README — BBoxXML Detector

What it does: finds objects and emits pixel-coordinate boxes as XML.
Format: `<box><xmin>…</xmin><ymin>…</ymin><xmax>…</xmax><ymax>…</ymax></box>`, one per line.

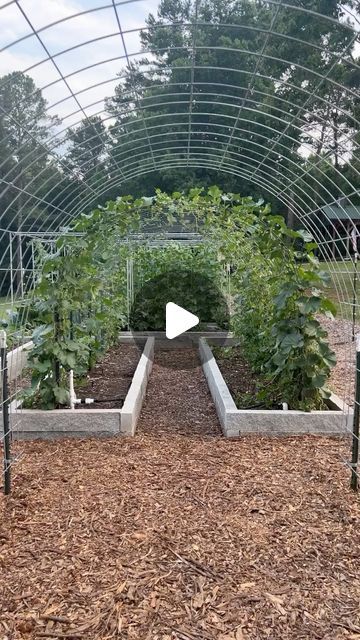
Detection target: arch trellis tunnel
<box><xmin>0</xmin><ymin>0</ymin><xmax>359</xmax><ymax>492</ymax></box>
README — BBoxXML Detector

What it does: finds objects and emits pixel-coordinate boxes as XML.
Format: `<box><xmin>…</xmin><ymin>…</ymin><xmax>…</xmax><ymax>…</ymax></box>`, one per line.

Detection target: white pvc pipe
<box><xmin>69</xmin><ymin>369</ymin><xmax>75</xmax><ymax>410</ymax></box>
<box><xmin>356</xmin><ymin>334</ymin><xmax>360</xmax><ymax>353</ymax></box>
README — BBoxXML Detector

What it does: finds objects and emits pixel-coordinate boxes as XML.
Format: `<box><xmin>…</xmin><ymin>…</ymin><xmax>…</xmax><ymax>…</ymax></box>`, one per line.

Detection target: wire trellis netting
<box><xmin>0</xmin><ymin>0</ymin><xmax>359</xmax><ymax>493</ymax></box>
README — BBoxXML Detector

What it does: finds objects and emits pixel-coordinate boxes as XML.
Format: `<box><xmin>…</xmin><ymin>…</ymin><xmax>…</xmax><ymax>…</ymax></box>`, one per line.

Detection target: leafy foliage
<box><xmin>130</xmin><ymin>243</ymin><xmax>228</xmax><ymax>330</ymax></box>
<box><xmin>209</xmin><ymin>200</ymin><xmax>338</xmax><ymax>410</ymax></box>
<box><xmin>149</xmin><ymin>188</ymin><xmax>337</xmax><ymax>410</ymax></box>
<box><xmin>24</xmin><ymin>187</ymin><xmax>336</xmax><ymax>410</ymax></box>
<box><xmin>24</xmin><ymin>198</ymin><xmax>139</xmax><ymax>408</ymax></box>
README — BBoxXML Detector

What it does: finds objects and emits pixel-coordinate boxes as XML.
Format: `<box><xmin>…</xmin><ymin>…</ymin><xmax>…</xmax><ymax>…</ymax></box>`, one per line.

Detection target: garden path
<box><xmin>138</xmin><ymin>347</ymin><xmax>220</xmax><ymax>437</ymax></box>
<box><xmin>1</xmin><ymin>348</ymin><xmax>360</xmax><ymax>639</ymax></box>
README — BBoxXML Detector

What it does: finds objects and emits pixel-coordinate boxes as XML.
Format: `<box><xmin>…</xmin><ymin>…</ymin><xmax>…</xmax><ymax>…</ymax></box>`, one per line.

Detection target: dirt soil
<box><xmin>74</xmin><ymin>343</ymin><xmax>141</xmax><ymax>409</ymax></box>
<box><xmin>0</xmin><ymin>348</ymin><xmax>360</xmax><ymax>640</ymax></box>
<box><xmin>213</xmin><ymin>349</ymin><xmax>282</xmax><ymax>410</ymax></box>
<box><xmin>213</xmin><ymin>348</ymin><xmax>259</xmax><ymax>409</ymax></box>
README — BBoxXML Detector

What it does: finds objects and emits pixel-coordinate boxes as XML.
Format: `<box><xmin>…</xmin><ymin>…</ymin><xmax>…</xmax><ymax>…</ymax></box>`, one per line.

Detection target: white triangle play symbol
<box><xmin>166</xmin><ymin>302</ymin><xmax>199</xmax><ymax>340</ymax></box>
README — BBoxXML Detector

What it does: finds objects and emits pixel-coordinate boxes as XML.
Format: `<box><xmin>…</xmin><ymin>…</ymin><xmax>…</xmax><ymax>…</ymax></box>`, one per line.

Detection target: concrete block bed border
<box><xmin>199</xmin><ymin>338</ymin><xmax>353</xmax><ymax>437</ymax></box>
<box><xmin>118</xmin><ymin>330</ymin><xmax>236</xmax><ymax>349</ymax></box>
<box><xmin>5</xmin><ymin>338</ymin><xmax>154</xmax><ymax>440</ymax></box>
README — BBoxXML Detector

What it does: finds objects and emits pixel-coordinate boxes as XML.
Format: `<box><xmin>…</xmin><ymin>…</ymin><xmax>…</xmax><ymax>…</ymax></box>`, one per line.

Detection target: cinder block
<box><xmin>120</xmin><ymin>337</ymin><xmax>154</xmax><ymax>435</ymax></box>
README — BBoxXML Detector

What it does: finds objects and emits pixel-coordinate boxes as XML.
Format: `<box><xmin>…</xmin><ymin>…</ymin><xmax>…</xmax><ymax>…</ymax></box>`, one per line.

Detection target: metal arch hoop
<box><xmin>0</xmin><ymin>11</ymin><xmax>358</xmax><ymax>356</ymax></box>
<box><xmin>0</xmin><ymin>0</ymin><xmax>359</xmax><ymax>496</ymax></box>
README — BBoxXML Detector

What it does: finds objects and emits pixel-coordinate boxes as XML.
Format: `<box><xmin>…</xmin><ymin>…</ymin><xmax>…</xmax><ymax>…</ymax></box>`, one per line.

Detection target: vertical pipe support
<box><xmin>0</xmin><ymin>330</ymin><xmax>11</xmax><ymax>495</ymax></box>
<box><xmin>19</xmin><ymin>232</ymin><xmax>24</xmax><ymax>299</ymax></box>
<box><xmin>9</xmin><ymin>232</ymin><xmax>14</xmax><ymax>307</ymax></box>
<box><xmin>351</xmin><ymin>334</ymin><xmax>360</xmax><ymax>491</ymax></box>
<box><xmin>126</xmin><ymin>255</ymin><xmax>131</xmax><ymax>331</ymax></box>
<box><xmin>31</xmin><ymin>240</ymin><xmax>36</xmax><ymax>290</ymax></box>
<box><xmin>352</xmin><ymin>253</ymin><xmax>358</xmax><ymax>342</ymax></box>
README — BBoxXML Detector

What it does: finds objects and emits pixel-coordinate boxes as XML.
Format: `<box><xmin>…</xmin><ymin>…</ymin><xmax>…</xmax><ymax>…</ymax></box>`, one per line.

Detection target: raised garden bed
<box><xmin>118</xmin><ymin>329</ymin><xmax>232</xmax><ymax>349</ymax></box>
<box><xmin>199</xmin><ymin>338</ymin><xmax>353</xmax><ymax>437</ymax></box>
<box><xmin>2</xmin><ymin>338</ymin><xmax>154</xmax><ymax>440</ymax></box>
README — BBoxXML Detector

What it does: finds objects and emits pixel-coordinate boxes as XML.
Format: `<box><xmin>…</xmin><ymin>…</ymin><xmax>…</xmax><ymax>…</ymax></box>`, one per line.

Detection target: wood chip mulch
<box><xmin>0</xmin><ymin>349</ymin><xmax>359</xmax><ymax>640</ymax></box>
<box><xmin>321</xmin><ymin>317</ymin><xmax>357</xmax><ymax>407</ymax></box>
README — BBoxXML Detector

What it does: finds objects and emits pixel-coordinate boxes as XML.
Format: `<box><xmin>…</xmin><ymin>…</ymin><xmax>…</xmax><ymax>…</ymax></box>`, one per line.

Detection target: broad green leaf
<box><xmin>32</xmin><ymin>324</ymin><xmax>53</xmax><ymax>344</ymax></box>
<box><xmin>311</xmin><ymin>374</ymin><xmax>327</xmax><ymax>388</ymax></box>
<box><xmin>280</xmin><ymin>333</ymin><xmax>304</xmax><ymax>349</ymax></box>
<box><xmin>296</xmin><ymin>296</ymin><xmax>322</xmax><ymax>315</ymax></box>
<box><xmin>54</xmin><ymin>386</ymin><xmax>70</xmax><ymax>405</ymax></box>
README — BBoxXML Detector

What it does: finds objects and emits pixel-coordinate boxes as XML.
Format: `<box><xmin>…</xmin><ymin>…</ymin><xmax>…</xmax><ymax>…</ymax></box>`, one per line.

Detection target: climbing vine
<box><xmin>23</xmin><ymin>187</ymin><xmax>336</xmax><ymax>410</ymax></box>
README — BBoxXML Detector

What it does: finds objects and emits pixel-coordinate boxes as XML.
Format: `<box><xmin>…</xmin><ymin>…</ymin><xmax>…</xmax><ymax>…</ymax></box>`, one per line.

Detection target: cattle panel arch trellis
<box><xmin>0</xmin><ymin>0</ymin><xmax>359</xmax><ymax>492</ymax></box>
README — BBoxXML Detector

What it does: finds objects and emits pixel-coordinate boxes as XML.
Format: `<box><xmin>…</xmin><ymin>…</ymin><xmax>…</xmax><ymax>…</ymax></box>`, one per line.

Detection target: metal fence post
<box><xmin>352</xmin><ymin>253</ymin><xmax>358</xmax><ymax>342</ymax></box>
<box><xmin>0</xmin><ymin>330</ymin><xmax>11</xmax><ymax>495</ymax></box>
<box><xmin>9</xmin><ymin>232</ymin><xmax>14</xmax><ymax>307</ymax></box>
<box><xmin>351</xmin><ymin>335</ymin><xmax>360</xmax><ymax>491</ymax></box>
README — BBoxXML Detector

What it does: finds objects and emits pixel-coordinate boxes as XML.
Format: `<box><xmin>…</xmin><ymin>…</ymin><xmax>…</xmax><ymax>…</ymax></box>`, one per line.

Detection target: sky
<box><xmin>0</xmin><ymin>0</ymin><xmax>160</xmax><ymax>130</ymax></box>
<box><xmin>0</xmin><ymin>0</ymin><xmax>358</xmax><ymax>147</ymax></box>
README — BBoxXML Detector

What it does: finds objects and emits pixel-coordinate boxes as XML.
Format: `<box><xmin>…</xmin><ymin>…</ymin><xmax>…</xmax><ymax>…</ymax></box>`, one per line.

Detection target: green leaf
<box><xmin>54</xmin><ymin>386</ymin><xmax>70</xmax><ymax>405</ymax></box>
<box><xmin>32</xmin><ymin>324</ymin><xmax>53</xmax><ymax>344</ymax></box>
<box><xmin>297</xmin><ymin>229</ymin><xmax>314</xmax><ymax>243</ymax></box>
<box><xmin>33</xmin><ymin>360</ymin><xmax>52</xmax><ymax>373</ymax></box>
<box><xmin>305</xmin><ymin>242</ymin><xmax>318</xmax><ymax>252</ymax></box>
<box><xmin>274</xmin><ymin>286</ymin><xmax>296</xmax><ymax>309</ymax></box>
<box><xmin>64</xmin><ymin>339</ymin><xmax>81</xmax><ymax>351</ymax></box>
<box><xmin>296</xmin><ymin>296</ymin><xmax>322</xmax><ymax>315</ymax></box>
<box><xmin>280</xmin><ymin>333</ymin><xmax>304</xmax><ymax>349</ymax></box>
<box><xmin>208</xmin><ymin>185</ymin><xmax>222</xmax><ymax>201</ymax></box>
<box><xmin>320</xmin><ymin>298</ymin><xmax>337</xmax><ymax>317</ymax></box>
<box><xmin>303</xmin><ymin>320</ymin><xmax>321</xmax><ymax>337</ymax></box>
<box><xmin>272</xmin><ymin>352</ymin><xmax>287</xmax><ymax>367</ymax></box>
<box><xmin>311</xmin><ymin>374</ymin><xmax>327</xmax><ymax>388</ymax></box>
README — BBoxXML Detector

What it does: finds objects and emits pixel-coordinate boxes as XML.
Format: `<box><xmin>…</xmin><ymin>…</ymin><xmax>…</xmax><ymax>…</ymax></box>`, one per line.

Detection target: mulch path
<box><xmin>0</xmin><ymin>349</ymin><xmax>360</xmax><ymax>639</ymax></box>
<box><xmin>138</xmin><ymin>348</ymin><xmax>220</xmax><ymax>438</ymax></box>
<box><xmin>74</xmin><ymin>344</ymin><xmax>141</xmax><ymax>409</ymax></box>
<box><xmin>321</xmin><ymin>317</ymin><xmax>357</xmax><ymax>407</ymax></box>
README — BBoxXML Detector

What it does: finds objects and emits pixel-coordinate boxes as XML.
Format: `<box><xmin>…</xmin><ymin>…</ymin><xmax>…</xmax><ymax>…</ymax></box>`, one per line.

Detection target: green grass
<box><xmin>321</xmin><ymin>259</ymin><xmax>360</xmax><ymax>322</ymax></box>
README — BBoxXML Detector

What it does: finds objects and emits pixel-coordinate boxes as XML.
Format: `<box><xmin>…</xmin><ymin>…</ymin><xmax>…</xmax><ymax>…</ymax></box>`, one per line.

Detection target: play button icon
<box><xmin>166</xmin><ymin>302</ymin><xmax>199</xmax><ymax>339</ymax></box>
<box><xmin>128</xmin><ymin>267</ymin><xmax>231</xmax><ymax>369</ymax></box>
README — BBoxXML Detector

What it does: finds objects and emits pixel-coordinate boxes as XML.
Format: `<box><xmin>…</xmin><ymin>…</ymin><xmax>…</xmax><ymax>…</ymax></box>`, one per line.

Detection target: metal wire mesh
<box><xmin>0</xmin><ymin>0</ymin><xmax>359</xmax><ymax>491</ymax></box>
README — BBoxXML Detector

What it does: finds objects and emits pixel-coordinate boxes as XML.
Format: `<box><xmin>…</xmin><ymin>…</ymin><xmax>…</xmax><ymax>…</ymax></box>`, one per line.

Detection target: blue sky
<box><xmin>0</xmin><ymin>0</ymin><xmax>160</xmax><ymax>128</ymax></box>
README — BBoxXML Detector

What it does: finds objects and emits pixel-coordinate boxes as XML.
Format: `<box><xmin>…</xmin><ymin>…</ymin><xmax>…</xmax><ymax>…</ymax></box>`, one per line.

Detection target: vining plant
<box><xmin>21</xmin><ymin>187</ymin><xmax>336</xmax><ymax>410</ymax></box>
